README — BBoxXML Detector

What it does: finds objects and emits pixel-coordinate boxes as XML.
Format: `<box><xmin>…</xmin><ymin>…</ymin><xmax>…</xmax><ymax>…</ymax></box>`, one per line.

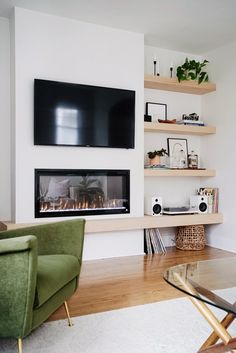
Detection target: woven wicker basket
<box><xmin>175</xmin><ymin>224</ymin><xmax>206</xmax><ymax>250</ymax></box>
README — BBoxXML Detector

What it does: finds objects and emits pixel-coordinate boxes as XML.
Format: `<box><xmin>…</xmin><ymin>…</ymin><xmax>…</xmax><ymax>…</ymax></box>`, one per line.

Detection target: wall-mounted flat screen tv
<box><xmin>34</xmin><ymin>79</ymin><xmax>135</xmax><ymax>148</ymax></box>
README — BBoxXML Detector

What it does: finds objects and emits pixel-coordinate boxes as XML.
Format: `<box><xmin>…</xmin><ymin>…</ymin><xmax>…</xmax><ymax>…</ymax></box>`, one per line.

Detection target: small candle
<box><xmin>170</xmin><ymin>62</ymin><xmax>174</xmax><ymax>78</ymax></box>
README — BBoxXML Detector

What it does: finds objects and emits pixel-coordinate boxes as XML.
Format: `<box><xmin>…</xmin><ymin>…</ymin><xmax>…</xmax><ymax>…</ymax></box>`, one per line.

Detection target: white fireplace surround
<box><xmin>8</xmin><ymin>8</ymin><xmax>144</xmax><ymax>259</ymax></box>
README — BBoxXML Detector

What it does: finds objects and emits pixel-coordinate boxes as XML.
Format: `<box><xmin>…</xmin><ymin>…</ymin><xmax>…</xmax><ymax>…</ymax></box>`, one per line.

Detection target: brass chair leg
<box><xmin>17</xmin><ymin>338</ymin><xmax>23</xmax><ymax>353</ymax></box>
<box><xmin>64</xmin><ymin>301</ymin><xmax>73</xmax><ymax>327</ymax></box>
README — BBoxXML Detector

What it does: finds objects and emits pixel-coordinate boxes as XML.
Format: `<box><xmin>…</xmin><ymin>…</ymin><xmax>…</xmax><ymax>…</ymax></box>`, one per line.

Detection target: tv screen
<box><xmin>34</xmin><ymin>79</ymin><xmax>135</xmax><ymax>148</ymax></box>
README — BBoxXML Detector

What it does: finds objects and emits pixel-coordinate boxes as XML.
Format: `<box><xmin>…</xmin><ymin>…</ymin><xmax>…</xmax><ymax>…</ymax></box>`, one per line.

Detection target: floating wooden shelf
<box><xmin>144</xmin><ymin>122</ymin><xmax>216</xmax><ymax>135</ymax></box>
<box><xmin>144</xmin><ymin>75</ymin><xmax>216</xmax><ymax>95</ymax></box>
<box><xmin>142</xmin><ymin>214</ymin><xmax>223</xmax><ymax>230</ymax></box>
<box><xmin>0</xmin><ymin>213</ymin><xmax>223</xmax><ymax>233</ymax></box>
<box><xmin>86</xmin><ymin>214</ymin><xmax>223</xmax><ymax>232</ymax></box>
<box><xmin>144</xmin><ymin>169</ymin><xmax>216</xmax><ymax>177</ymax></box>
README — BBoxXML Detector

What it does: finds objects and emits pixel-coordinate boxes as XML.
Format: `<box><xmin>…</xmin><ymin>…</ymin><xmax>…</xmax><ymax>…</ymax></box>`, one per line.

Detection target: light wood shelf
<box><xmin>144</xmin><ymin>122</ymin><xmax>216</xmax><ymax>135</ymax></box>
<box><xmin>86</xmin><ymin>214</ymin><xmax>223</xmax><ymax>232</ymax></box>
<box><xmin>144</xmin><ymin>169</ymin><xmax>216</xmax><ymax>177</ymax></box>
<box><xmin>142</xmin><ymin>214</ymin><xmax>223</xmax><ymax>230</ymax></box>
<box><xmin>144</xmin><ymin>75</ymin><xmax>216</xmax><ymax>95</ymax></box>
<box><xmin>0</xmin><ymin>213</ymin><xmax>223</xmax><ymax>233</ymax></box>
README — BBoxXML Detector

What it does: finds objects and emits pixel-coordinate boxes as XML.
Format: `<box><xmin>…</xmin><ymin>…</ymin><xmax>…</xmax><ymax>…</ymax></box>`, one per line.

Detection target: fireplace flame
<box><xmin>40</xmin><ymin>197</ymin><xmax>126</xmax><ymax>213</ymax></box>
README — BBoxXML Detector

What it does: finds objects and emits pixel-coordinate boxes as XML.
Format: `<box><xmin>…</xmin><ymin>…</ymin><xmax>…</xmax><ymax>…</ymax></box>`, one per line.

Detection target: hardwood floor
<box><xmin>49</xmin><ymin>246</ymin><xmax>236</xmax><ymax>321</ymax></box>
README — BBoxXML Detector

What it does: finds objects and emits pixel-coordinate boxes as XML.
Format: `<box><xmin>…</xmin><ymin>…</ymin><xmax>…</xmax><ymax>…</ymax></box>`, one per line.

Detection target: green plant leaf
<box><xmin>198</xmin><ymin>71</ymin><xmax>209</xmax><ymax>84</ymax></box>
<box><xmin>189</xmin><ymin>72</ymin><xmax>196</xmax><ymax>80</ymax></box>
<box><xmin>176</xmin><ymin>58</ymin><xmax>209</xmax><ymax>83</ymax></box>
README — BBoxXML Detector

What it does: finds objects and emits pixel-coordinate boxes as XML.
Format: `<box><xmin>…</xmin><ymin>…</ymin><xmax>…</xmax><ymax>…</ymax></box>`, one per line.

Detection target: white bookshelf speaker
<box><xmin>144</xmin><ymin>196</ymin><xmax>163</xmax><ymax>216</ymax></box>
<box><xmin>190</xmin><ymin>195</ymin><xmax>208</xmax><ymax>214</ymax></box>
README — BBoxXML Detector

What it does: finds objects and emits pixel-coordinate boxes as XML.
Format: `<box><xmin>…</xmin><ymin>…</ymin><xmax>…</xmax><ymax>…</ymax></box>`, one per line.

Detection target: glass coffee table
<box><xmin>164</xmin><ymin>257</ymin><xmax>236</xmax><ymax>353</ymax></box>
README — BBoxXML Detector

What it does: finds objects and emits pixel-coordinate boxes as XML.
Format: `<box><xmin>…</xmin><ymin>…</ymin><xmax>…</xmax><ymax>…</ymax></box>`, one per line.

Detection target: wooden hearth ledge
<box><xmin>0</xmin><ymin>214</ymin><xmax>223</xmax><ymax>234</ymax></box>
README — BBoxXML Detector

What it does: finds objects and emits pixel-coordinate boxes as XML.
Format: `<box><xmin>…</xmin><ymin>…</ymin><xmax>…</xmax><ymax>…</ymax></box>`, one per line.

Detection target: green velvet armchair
<box><xmin>0</xmin><ymin>219</ymin><xmax>85</xmax><ymax>353</ymax></box>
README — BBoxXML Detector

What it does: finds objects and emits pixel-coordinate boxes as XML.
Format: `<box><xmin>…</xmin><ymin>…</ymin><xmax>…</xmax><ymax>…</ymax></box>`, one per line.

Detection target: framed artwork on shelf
<box><xmin>167</xmin><ymin>138</ymin><xmax>188</xmax><ymax>169</ymax></box>
<box><xmin>145</xmin><ymin>102</ymin><xmax>167</xmax><ymax>122</ymax></box>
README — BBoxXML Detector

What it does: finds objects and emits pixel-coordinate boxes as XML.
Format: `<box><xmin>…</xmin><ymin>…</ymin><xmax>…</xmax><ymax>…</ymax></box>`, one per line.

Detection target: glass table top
<box><xmin>163</xmin><ymin>257</ymin><xmax>236</xmax><ymax>314</ymax></box>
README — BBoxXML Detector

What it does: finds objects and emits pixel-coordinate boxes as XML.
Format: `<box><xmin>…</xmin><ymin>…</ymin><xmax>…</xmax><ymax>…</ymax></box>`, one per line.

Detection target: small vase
<box><xmin>149</xmin><ymin>156</ymin><xmax>160</xmax><ymax>165</ymax></box>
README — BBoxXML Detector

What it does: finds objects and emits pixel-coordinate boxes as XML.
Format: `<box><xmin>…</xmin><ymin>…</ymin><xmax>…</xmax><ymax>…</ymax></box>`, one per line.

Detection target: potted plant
<box><xmin>147</xmin><ymin>148</ymin><xmax>168</xmax><ymax>165</ymax></box>
<box><xmin>176</xmin><ymin>58</ymin><xmax>209</xmax><ymax>84</ymax></box>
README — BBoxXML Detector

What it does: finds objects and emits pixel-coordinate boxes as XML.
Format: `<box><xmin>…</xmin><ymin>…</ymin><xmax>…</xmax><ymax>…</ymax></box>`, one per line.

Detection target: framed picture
<box><xmin>145</xmin><ymin>102</ymin><xmax>167</xmax><ymax>122</ymax></box>
<box><xmin>167</xmin><ymin>138</ymin><xmax>188</xmax><ymax>168</ymax></box>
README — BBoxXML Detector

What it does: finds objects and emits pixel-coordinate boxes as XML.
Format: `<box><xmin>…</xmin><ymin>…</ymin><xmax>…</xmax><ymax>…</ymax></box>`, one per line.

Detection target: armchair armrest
<box><xmin>0</xmin><ymin>235</ymin><xmax>38</xmax><ymax>338</ymax></box>
<box><xmin>0</xmin><ymin>235</ymin><xmax>36</xmax><ymax>254</ymax></box>
<box><xmin>0</xmin><ymin>219</ymin><xmax>85</xmax><ymax>259</ymax></box>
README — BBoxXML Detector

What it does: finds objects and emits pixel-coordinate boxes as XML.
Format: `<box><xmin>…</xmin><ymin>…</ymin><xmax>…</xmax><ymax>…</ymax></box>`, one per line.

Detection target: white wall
<box><xmin>11</xmin><ymin>7</ymin><xmax>144</xmax><ymax>259</ymax></box>
<box><xmin>0</xmin><ymin>17</ymin><xmax>11</xmax><ymax>220</ymax></box>
<box><xmin>202</xmin><ymin>41</ymin><xmax>236</xmax><ymax>251</ymax></box>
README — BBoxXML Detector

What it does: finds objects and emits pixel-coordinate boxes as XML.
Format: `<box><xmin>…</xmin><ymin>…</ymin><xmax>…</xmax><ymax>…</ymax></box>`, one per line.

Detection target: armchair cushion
<box><xmin>34</xmin><ymin>254</ymin><xmax>79</xmax><ymax>309</ymax></box>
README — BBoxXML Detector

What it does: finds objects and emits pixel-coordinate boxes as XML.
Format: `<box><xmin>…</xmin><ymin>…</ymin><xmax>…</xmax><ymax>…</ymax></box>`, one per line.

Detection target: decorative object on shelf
<box><xmin>176</xmin><ymin>58</ymin><xmax>209</xmax><ymax>84</ymax></box>
<box><xmin>170</xmin><ymin>62</ymin><xmax>173</xmax><ymax>78</ymax></box>
<box><xmin>158</xmin><ymin>119</ymin><xmax>176</xmax><ymax>124</ymax></box>
<box><xmin>177</xmin><ymin>112</ymin><xmax>204</xmax><ymax>126</ymax></box>
<box><xmin>145</xmin><ymin>102</ymin><xmax>167</xmax><ymax>122</ymax></box>
<box><xmin>153</xmin><ymin>55</ymin><xmax>160</xmax><ymax>76</ymax></box>
<box><xmin>167</xmin><ymin>138</ymin><xmax>188</xmax><ymax>169</ymax></box>
<box><xmin>183</xmin><ymin>112</ymin><xmax>199</xmax><ymax>121</ymax></box>
<box><xmin>175</xmin><ymin>224</ymin><xmax>206</xmax><ymax>250</ymax></box>
<box><xmin>144</xmin><ymin>114</ymin><xmax>152</xmax><ymax>122</ymax></box>
<box><xmin>147</xmin><ymin>148</ymin><xmax>168</xmax><ymax>166</ymax></box>
<box><xmin>153</xmin><ymin>55</ymin><xmax>157</xmax><ymax>76</ymax></box>
<box><xmin>188</xmin><ymin>150</ymin><xmax>198</xmax><ymax>169</ymax></box>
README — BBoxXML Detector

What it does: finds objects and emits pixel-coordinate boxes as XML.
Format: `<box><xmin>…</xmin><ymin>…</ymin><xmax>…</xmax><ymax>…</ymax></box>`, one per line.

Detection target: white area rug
<box><xmin>1</xmin><ymin>288</ymin><xmax>236</xmax><ymax>353</ymax></box>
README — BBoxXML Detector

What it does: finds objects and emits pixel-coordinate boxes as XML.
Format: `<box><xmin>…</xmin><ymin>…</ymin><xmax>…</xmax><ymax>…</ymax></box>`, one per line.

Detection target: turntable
<box><xmin>163</xmin><ymin>206</ymin><xmax>198</xmax><ymax>215</ymax></box>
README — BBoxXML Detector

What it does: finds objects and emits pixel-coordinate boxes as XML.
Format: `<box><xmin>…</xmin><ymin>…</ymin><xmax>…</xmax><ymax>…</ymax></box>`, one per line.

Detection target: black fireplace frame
<box><xmin>35</xmin><ymin>169</ymin><xmax>130</xmax><ymax>218</ymax></box>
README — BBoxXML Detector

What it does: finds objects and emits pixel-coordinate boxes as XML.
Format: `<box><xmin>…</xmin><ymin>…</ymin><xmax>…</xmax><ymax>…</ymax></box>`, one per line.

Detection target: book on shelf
<box><xmin>198</xmin><ymin>187</ymin><xmax>219</xmax><ymax>213</ymax></box>
<box><xmin>177</xmin><ymin>120</ymin><xmax>205</xmax><ymax>126</ymax></box>
<box><xmin>144</xmin><ymin>228</ymin><xmax>166</xmax><ymax>255</ymax></box>
<box><xmin>155</xmin><ymin>228</ymin><xmax>167</xmax><ymax>254</ymax></box>
<box><xmin>144</xmin><ymin>229</ymin><xmax>152</xmax><ymax>254</ymax></box>
<box><xmin>144</xmin><ymin>165</ymin><xmax>168</xmax><ymax>169</ymax></box>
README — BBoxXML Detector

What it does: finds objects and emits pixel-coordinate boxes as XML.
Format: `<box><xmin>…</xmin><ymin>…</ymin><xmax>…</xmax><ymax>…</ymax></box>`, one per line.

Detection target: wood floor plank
<box><xmin>49</xmin><ymin>246</ymin><xmax>235</xmax><ymax>321</ymax></box>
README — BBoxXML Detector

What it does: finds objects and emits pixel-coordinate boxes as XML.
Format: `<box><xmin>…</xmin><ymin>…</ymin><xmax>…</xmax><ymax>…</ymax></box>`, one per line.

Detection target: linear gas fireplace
<box><xmin>35</xmin><ymin>169</ymin><xmax>130</xmax><ymax>218</ymax></box>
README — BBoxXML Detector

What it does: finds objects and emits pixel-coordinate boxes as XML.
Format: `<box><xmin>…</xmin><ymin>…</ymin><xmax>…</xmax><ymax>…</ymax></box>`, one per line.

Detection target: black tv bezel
<box><xmin>34</xmin><ymin>79</ymin><xmax>135</xmax><ymax>149</ymax></box>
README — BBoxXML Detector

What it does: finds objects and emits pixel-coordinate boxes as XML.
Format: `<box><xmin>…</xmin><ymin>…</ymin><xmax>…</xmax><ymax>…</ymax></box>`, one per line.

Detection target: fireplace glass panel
<box><xmin>35</xmin><ymin>169</ymin><xmax>130</xmax><ymax>218</ymax></box>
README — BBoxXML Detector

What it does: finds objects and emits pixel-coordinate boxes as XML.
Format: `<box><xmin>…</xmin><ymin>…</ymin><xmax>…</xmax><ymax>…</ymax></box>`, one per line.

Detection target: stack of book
<box><xmin>198</xmin><ymin>187</ymin><xmax>219</xmax><ymax>213</ymax></box>
<box><xmin>144</xmin><ymin>228</ymin><xmax>167</xmax><ymax>255</ymax></box>
<box><xmin>177</xmin><ymin>119</ymin><xmax>205</xmax><ymax>126</ymax></box>
<box><xmin>177</xmin><ymin>113</ymin><xmax>204</xmax><ymax>126</ymax></box>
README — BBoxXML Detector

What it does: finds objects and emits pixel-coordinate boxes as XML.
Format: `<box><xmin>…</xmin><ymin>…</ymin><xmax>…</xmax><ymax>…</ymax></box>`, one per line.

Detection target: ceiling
<box><xmin>1</xmin><ymin>0</ymin><xmax>236</xmax><ymax>54</ymax></box>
